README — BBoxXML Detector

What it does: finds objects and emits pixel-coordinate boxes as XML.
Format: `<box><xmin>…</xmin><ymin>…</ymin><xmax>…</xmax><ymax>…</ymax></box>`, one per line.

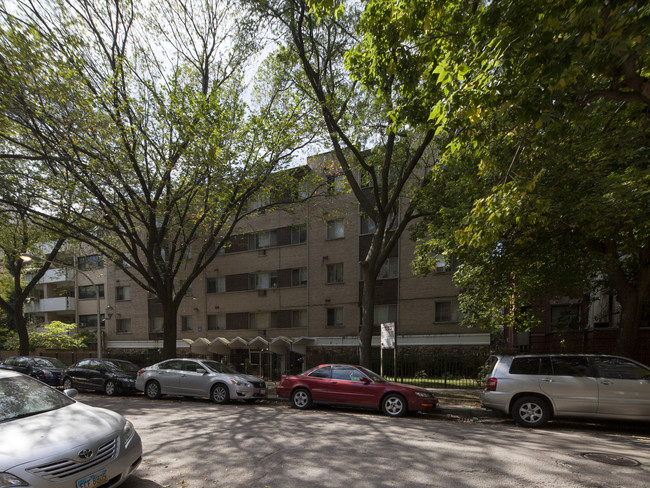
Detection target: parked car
<box><xmin>62</xmin><ymin>358</ymin><xmax>140</xmax><ymax>396</ymax></box>
<box><xmin>0</xmin><ymin>369</ymin><xmax>142</xmax><ymax>487</ymax></box>
<box><xmin>276</xmin><ymin>364</ymin><xmax>439</xmax><ymax>417</ymax></box>
<box><xmin>0</xmin><ymin>356</ymin><xmax>67</xmax><ymax>386</ymax></box>
<box><xmin>480</xmin><ymin>354</ymin><xmax>650</xmax><ymax>427</ymax></box>
<box><xmin>136</xmin><ymin>358</ymin><xmax>268</xmax><ymax>404</ymax></box>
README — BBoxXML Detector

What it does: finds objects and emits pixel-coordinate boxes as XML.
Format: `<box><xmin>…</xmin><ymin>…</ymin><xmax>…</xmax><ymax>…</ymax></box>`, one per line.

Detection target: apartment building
<box><xmin>102</xmin><ymin>153</ymin><xmax>489</xmax><ymax>375</ymax></box>
<box><xmin>25</xmin><ymin>152</ymin><xmax>490</xmax><ymax>375</ymax></box>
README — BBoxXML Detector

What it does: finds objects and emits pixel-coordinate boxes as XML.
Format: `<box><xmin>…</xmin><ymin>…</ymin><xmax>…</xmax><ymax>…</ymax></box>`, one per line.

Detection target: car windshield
<box><xmin>202</xmin><ymin>361</ymin><xmax>241</xmax><ymax>375</ymax></box>
<box><xmin>357</xmin><ymin>366</ymin><xmax>387</xmax><ymax>383</ymax></box>
<box><xmin>33</xmin><ymin>358</ymin><xmax>67</xmax><ymax>368</ymax></box>
<box><xmin>0</xmin><ymin>375</ymin><xmax>73</xmax><ymax>423</ymax></box>
<box><xmin>105</xmin><ymin>361</ymin><xmax>139</xmax><ymax>373</ymax></box>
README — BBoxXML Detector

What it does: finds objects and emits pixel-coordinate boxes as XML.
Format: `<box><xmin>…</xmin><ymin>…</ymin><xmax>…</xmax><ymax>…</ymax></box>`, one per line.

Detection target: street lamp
<box><xmin>20</xmin><ymin>253</ymin><xmax>106</xmax><ymax>358</ymax></box>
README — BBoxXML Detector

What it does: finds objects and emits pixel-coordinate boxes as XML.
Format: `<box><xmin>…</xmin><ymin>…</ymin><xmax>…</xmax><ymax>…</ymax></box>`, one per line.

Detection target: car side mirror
<box><xmin>360</xmin><ymin>377</ymin><xmax>371</xmax><ymax>384</ymax></box>
<box><xmin>196</xmin><ymin>369</ymin><xmax>206</xmax><ymax>374</ymax></box>
<box><xmin>64</xmin><ymin>388</ymin><xmax>78</xmax><ymax>398</ymax></box>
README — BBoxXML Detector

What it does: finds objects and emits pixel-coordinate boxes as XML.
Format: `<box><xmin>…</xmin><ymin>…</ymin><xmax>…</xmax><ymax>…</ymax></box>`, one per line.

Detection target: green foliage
<box><xmin>410</xmin><ymin>0</ymin><xmax>650</xmax><ymax>354</ymax></box>
<box><xmin>28</xmin><ymin>321</ymin><xmax>88</xmax><ymax>350</ymax></box>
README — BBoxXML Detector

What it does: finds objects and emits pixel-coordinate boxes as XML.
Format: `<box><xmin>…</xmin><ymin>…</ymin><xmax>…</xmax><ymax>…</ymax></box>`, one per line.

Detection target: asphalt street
<box><xmin>75</xmin><ymin>393</ymin><xmax>650</xmax><ymax>488</ymax></box>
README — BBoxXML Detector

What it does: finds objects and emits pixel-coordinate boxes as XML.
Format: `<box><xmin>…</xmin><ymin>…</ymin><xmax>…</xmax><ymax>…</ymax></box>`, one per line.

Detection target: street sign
<box><xmin>381</xmin><ymin>322</ymin><xmax>395</xmax><ymax>349</ymax></box>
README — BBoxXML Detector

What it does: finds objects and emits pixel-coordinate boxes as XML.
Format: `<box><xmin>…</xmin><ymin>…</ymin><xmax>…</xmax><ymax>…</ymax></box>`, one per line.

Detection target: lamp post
<box><xmin>20</xmin><ymin>253</ymin><xmax>108</xmax><ymax>358</ymax></box>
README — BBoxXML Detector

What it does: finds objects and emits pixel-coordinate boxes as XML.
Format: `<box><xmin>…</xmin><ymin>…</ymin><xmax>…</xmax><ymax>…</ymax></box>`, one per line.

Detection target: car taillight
<box><xmin>486</xmin><ymin>378</ymin><xmax>498</xmax><ymax>391</ymax></box>
<box><xmin>279</xmin><ymin>375</ymin><xmax>286</xmax><ymax>385</ymax></box>
<box><xmin>137</xmin><ymin>369</ymin><xmax>145</xmax><ymax>377</ymax></box>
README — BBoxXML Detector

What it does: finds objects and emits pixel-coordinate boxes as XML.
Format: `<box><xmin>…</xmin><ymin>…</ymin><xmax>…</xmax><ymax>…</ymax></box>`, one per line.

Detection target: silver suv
<box><xmin>480</xmin><ymin>354</ymin><xmax>650</xmax><ymax>427</ymax></box>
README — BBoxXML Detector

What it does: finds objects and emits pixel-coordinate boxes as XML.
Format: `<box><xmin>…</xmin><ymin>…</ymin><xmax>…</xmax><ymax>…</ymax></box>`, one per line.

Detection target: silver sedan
<box><xmin>135</xmin><ymin>358</ymin><xmax>267</xmax><ymax>404</ymax></box>
<box><xmin>0</xmin><ymin>369</ymin><xmax>142</xmax><ymax>488</ymax></box>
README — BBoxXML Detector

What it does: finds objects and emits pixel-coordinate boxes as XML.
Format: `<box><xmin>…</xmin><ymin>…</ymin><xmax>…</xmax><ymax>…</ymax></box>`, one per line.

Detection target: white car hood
<box><xmin>0</xmin><ymin>402</ymin><xmax>124</xmax><ymax>470</ymax></box>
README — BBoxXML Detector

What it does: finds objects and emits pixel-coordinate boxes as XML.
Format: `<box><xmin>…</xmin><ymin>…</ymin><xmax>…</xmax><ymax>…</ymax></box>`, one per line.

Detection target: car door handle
<box><xmin>541</xmin><ymin>378</ymin><xmax>554</xmax><ymax>382</ymax></box>
<box><xmin>600</xmin><ymin>380</ymin><xmax>614</xmax><ymax>385</ymax></box>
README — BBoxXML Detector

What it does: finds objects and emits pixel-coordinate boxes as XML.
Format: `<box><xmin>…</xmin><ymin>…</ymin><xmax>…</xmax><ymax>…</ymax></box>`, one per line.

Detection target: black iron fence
<box><xmin>372</xmin><ymin>353</ymin><xmax>488</xmax><ymax>389</ymax></box>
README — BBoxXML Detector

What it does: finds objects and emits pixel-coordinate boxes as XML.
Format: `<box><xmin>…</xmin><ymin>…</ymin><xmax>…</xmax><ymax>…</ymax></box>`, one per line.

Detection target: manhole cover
<box><xmin>581</xmin><ymin>453</ymin><xmax>640</xmax><ymax>467</ymax></box>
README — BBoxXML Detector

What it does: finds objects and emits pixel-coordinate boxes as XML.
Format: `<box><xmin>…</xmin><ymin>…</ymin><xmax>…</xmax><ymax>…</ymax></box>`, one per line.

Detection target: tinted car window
<box><xmin>33</xmin><ymin>358</ymin><xmax>66</xmax><ymax>368</ymax></box>
<box><xmin>510</xmin><ymin>357</ymin><xmax>541</xmax><ymax>375</ymax></box>
<box><xmin>308</xmin><ymin>366</ymin><xmax>332</xmax><ymax>378</ymax></box>
<box><xmin>331</xmin><ymin>366</ymin><xmax>364</xmax><ymax>381</ymax></box>
<box><xmin>203</xmin><ymin>361</ymin><xmax>240</xmax><ymax>374</ymax></box>
<box><xmin>551</xmin><ymin>356</ymin><xmax>591</xmax><ymax>376</ymax></box>
<box><xmin>105</xmin><ymin>360</ymin><xmax>139</xmax><ymax>372</ymax></box>
<box><xmin>159</xmin><ymin>360</ymin><xmax>184</xmax><ymax>370</ymax></box>
<box><xmin>593</xmin><ymin>357</ymin><xmax>650</xmax><ymax>380</ymax></box>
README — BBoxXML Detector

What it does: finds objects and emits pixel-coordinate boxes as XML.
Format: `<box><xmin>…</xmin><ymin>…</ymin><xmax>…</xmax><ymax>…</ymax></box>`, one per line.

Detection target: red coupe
<box><xmin>276</xmin><ymin>364</ymin><xmax>438</xmax><ymax>417</ymax></box>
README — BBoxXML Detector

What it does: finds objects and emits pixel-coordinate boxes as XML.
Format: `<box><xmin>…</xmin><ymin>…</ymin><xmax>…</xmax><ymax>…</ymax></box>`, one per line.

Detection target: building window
<box><xmin>377</xmin><ymin>257</ymin><xmax>398</xmax><ymax>279</ymax></box>
<box><xmin>551</xmin><ymin>304</ymin><xmax>581</xmax><ymax>330</ymax></box>
<box><xmin>326</xmin><ymin>219</ymin><xmax>344</xmax><ymax>240</ymax></box>
<box><xmin>291</xmin><ymin>309</ymin><xmax>307</xmax><ymax>328</ymax></box>
<box><xmin>291</xmin><ymin>267</ymin><xmax>308</xmax><ymax>286</ymax></box>
<box><xmin>78</xmin><ymin>314</ymin><xmax>104</xmax><ymax>329</ymax></box>
<box><xmin>207</xmin><ymin>314</ymin><xmax>226</xmax><ymax>331</ymax></box>
<box><xmin>248</xmin><ymin>230</ymin><xmax>277</xmax><ymax>250</ymax></box>
<box><xmin>149</xmin><ymin>317</ymin><xmax>164</xmax><ymax>333</ymax></box>
<box><xmin>374</xmin><ymin>304</ymin><xmax>397</xmax><ymax>325</ymax></box>
<box><xmin>249</xmin><ymin>312</ymin><xmax>276</xmax><ymax>329</ymax></box>
<box><xmin>327</xmin><ymin>173</ymin><xmax>347</xmax><ymax>194</ymax></box>
<box><xmin>434</xmin><ymin>300</ymin><xmax>461</xmax><ymax>323</ymax></box>
<box><xmin>78</xmin><ymin>285</ymin><xmax>104</xmax><ymax>300</ymax></box>
<box><xmin>327</xmin><ymin>307</ymin><xmax>344</xmax><ymax>327</ymax></box>
<box><xmin>359</xmin><ymin>214</ymin><xmax>376</xmax><ymax>235</ymax></box>
<box><xmin>78</xmin><ymin>255</ymin><xmax>104</xmax><ymax>270</ymax></box>
<box><xmin>181</xmin><ymin>316</ymin><xmax>193</xmax><ymax>331</ymax></box>
<box><xmin>207</xmin><ymin>277</ymin><xmax>226</xmax><ymax>293</ymax></box>
<box><xmin>326</xmin><ymin>263</ymin><xmax>344</xmax><ymax>284</ymax></box>
<box><xmin>116</xmin><ymin>286</ymin><xmax>131</xmax><ymax>301</ymax></box>
<box><xmin>249</xmin><ymin>271</ymin><xmax>278</xmax><ymax>290</ymax></box>
<box><xmin>117</xmin><ymin>318</ymin><xmax>131</xmax><ymax>334</ymax></box>
<box><xmin>435</xmin><ymin>255</ymin><xmax>459</xmax><ymax>273</ymax></box>
<box><xmin>292</xmin><ymin>224</ymin><xmax>307</xmax><ymax>244</ymax></box>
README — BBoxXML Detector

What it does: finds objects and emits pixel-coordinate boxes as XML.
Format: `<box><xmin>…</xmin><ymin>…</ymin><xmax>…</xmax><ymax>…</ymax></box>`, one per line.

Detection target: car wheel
<box><xmin>512</xmin><ymin>396</ymin><xmax>551</xmax><ymax>427</ymax></box>
<box><xmin>145</xmin><ymin>380</ymin><xmax>162</xmax><ymax>400</ymax></box>
<box><xmin>382</xmin><ymin>393</ymin><xmax>407</xmax><ymax>417</ymax></box>
<box><xmin>210</xmin><ymin>384</ymin><xmax>230</xmax><ymax>404</ymax></box>
<box><xmin>63</xmin><ymin>377</ymin><xmax>73</xmax><ymax>390</ymax></box>
<box><xmin>290</xmin><ymin>388</ymin><xmax>312</xmax><ymax>410</ymax></box>
<box><xmin>104</xmin><ymin>380</ymin><xmax>118</xmax><ymax>396</ymax></box>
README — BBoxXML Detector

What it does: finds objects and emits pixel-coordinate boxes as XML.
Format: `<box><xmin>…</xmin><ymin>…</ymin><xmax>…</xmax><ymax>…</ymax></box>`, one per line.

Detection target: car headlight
<box><xmin>415</xmin><ymin>392</ymin><xmax>432</xmax><ymax>398</ymax></box>
<box><xmin>122</xmin><ymin>420</ymin><xmax>135</xmax><ymax>446</ymax></box>
<box><xmin>0</xmin><ymin>472</ymin><xmax>29</xmax><ymax>487</ymax></box>
<box><xmin>230</xmin><ymin>379</ymin><xmax>252</xmax><ymax>387</ymax></box>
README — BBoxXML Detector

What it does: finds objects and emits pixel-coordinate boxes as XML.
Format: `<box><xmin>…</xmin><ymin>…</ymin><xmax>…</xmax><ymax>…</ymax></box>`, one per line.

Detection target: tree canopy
<box><xmin>409</xmin><ymin>0</ymin><xmax>650</xmax><ymax>357</ymax></box>
<box><xmin>0</xmin><ymin>0</ymin><xmax>315</xmax><ymax>358</ymax></box>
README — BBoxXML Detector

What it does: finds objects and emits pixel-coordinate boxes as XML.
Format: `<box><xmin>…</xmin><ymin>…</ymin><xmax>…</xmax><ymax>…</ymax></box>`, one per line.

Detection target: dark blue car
<box><xmin>0</xmin><ymin>356</ymin><xmax>67</xmax><ymax>386</ymax></box>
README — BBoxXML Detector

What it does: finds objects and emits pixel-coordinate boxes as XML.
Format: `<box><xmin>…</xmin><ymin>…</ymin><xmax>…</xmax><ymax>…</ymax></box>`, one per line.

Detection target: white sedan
<box><xmin>0</xmin><ymin>369</ymin><xmax>142</xmax><ymax>488</ymax></box>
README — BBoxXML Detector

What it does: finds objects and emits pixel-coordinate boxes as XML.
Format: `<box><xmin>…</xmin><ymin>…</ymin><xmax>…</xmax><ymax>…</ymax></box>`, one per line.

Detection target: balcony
<box><xmin>25</xmin><ymin>268</ymin><xmax>75</xmax><ymax>284</ymax></box>
<box><xmin>25</xmin><ymin>297</ymin><xmax>76</xmax><ymax>313</ymax></box>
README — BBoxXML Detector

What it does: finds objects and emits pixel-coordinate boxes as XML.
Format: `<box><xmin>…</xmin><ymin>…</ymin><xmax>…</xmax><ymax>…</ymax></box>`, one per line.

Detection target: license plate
<box><xmin>77</xmin><ymin>468</ymin><xmax>108</xmax><ymax>488</ymax></box>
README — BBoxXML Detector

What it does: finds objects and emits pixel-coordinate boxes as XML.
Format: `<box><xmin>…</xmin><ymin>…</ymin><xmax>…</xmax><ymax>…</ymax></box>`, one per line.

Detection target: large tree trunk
<box><xmin>614</xmin><ymin>290</ymin><xmax>642</xmax><ymax>358</ymax></box>
<box><xmin>15</xmin><ymin>308</ymin><xmax>29</xmax><ymax>356</ymax></box>
<box><xmin>359</xmin><ymin>268</ymin><xmax>376</xmax><ymax>368</ymax></box>
<box><xmin>161</xmin><ymin>297</ymin><xmax>179</xmax><ymax>360</ymax></box>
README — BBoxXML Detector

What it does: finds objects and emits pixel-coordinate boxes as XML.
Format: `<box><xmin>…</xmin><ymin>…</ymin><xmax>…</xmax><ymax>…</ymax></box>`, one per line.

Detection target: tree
<box><xmin>410</xmin><ymin>1</ymin><xmax>650</xmax><ymax>357</ymax></box>
<box><xmin>252</xmin><ymin>0</ymin><xmax>442</xmax><ymax>367</ymax></box>
<box><xmin>0</xmin><ymin>207</ymin><xmax>65</xmax><ymax>355</ymax></box>
<box><xmin>0</xmin><ymin>0</ymin><xmax>315</xmax><ymax>358</ymax></box>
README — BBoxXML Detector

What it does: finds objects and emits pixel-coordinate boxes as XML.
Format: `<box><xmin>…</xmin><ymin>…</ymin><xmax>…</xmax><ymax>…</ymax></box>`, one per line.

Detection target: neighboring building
<box><xmin>25</xmin><ymin>252</ymin><xmax>108</xmax><ymax>334</ymax></box>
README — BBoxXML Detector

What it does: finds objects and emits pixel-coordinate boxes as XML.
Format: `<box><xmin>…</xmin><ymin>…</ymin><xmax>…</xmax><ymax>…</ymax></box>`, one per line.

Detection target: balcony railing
<box><xmin>25</xmin><ymin>297</ymin><xmax>76</xmax><ymax>313</ymax></box>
